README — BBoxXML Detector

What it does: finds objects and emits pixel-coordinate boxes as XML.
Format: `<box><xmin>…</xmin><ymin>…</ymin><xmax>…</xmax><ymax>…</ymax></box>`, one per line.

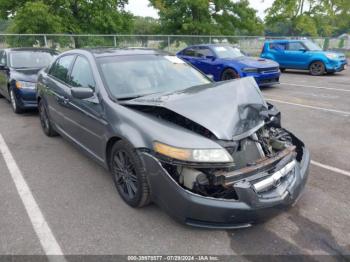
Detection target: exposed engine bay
<box><xmin>160</xmin><ymin>125</ymin><xmax>304</xmax><ymax>200</ymax></box>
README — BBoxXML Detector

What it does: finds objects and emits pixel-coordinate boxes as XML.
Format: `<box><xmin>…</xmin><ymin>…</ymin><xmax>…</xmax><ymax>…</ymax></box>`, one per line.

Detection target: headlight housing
<box><xmin>153</xmin><ymin>142</ymin><xmax>234</xmax><ymax>163</ymax></box>
<box><xmin>325</xmin><ymin>53</ymin><xmax>338</xmax><ymax>60</ymax></box>
<box><xmin>15</xmin><ymin>80</ymin><xmax>36</xmax><ymax>89</ymax></box>
<box><xmin>242</xmin><ymin>67</ymin><xmax>258</xmax><ymax>73</ymax></box>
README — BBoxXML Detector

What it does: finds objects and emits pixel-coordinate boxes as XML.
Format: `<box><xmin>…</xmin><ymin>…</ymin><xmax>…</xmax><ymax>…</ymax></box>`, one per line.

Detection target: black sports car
<box><xmin>36</xmin><ymin>48</ymin><xmax>310</xmax><ymax>229</ymax></box>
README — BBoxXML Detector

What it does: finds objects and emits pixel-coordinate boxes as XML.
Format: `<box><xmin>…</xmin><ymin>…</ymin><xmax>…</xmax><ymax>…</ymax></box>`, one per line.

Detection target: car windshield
<box><xmin>10</xmin><ymin>51</ymin><xmax>57</xmax><ymax>68</ymax></box>
<box><xmin>303</xmin><ymin>40</ymin><xmax>322</xmax><ymax>51</ymax></box>
<box><xmin>97</xmin><ymin>55</ymin><xmax>211</xmax><ymax>100</ymax></box>
<box><xmin>212</xmin><ymin>46</ymin><xmax>244</xmax><ymax>59</ymax></box>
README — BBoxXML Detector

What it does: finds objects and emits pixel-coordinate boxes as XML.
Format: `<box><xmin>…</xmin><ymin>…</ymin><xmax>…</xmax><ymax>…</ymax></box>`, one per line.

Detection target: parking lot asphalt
<box><xmin>0</xmin><ymin>69</ymin><xmax>350</xmax><ymax>257</ymax></box>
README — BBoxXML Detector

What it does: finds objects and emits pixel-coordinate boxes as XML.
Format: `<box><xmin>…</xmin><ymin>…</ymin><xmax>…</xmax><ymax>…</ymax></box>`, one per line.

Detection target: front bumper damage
<box><xmin>140</xmin><ymin>146</ymin><xmax>310</xmax><ymax>229</ymax></box>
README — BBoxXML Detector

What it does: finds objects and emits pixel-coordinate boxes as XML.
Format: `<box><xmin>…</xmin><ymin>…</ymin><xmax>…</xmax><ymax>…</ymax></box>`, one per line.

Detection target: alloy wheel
<box><xmin>222</xmin><ymin>69</ymin><xmax>240</xmax><ymax>81</ymax></box>
<box><xmin>310</xmin><ymin>62</ymin><xmax>325</xmax><ymax>76</ymax></box>
<box><xmin>39</xmin><ymin>102</ymin><xmax>50</xmax><ymax>132</ymax></box>
<box><xmin>111</xmin><ymin>150</ymin><xmax>139</xmax><ymax>201</ymax></box>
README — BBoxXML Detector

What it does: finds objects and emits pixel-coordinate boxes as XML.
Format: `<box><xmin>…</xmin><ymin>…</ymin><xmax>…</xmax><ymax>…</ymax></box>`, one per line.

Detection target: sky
<box><xmin>125</xmin><ymin>0</ymin><xmax>274</xmax><ymax>20</ymax></box>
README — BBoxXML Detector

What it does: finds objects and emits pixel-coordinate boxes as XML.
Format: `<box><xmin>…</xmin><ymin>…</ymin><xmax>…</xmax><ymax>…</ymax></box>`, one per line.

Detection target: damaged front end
<box><xmin>160</xmin><ymin>125</ymin><xmax>305</xmax><ymax>201</ymax></box>
<box><xmin>141</xmin><ymin>122</ymin><xmax>309</xmax><ymax>228</ymax></box>
<box><xmin>124</xmin><ymin>78</ymin><xmax>310</xmax><ymax>227</ymax></box>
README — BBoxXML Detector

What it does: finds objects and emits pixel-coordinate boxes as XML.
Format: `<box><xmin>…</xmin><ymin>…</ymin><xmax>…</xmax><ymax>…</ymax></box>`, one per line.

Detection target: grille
<box><xmin>258</xmin><ymin>67</ymin><xmax>279</xmax><ymax>73</ymax></box>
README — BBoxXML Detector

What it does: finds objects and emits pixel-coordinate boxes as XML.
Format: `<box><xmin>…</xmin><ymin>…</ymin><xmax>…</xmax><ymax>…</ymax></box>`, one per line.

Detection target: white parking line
<box><xmin>281</xmin><ymin>82</ymin><xmax>350</xmax><ymax>93</ymax></box>
<box><xmin>266</xmin><ymin>98</ymin><xmax>350</xmax><ymax>116</ymax></box>
<box><xmin>0</xmin><ymin>134</ymin><xmax>66</xmax><ymax>258</ymax></box>
<box><xmin>311</xmin><ymin>160</ymin><xmax>350</xmax><ymax>178</ymax></box>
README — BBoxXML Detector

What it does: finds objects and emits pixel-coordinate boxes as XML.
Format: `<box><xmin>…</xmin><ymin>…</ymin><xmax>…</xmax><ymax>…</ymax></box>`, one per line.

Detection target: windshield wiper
<box><xmin>13</xmin><ymin>66</ymin><xmax>42</xmax><ymax>69</ymax></box>
<box><xmin>118</xmin><ymin>95</ymin><xmax>146</xmax><ymax>101</ymax></box>
<box><xmin>117</xmin><ymin>91</ymin><xmax>163</xmax><ymax>101</ymax></box>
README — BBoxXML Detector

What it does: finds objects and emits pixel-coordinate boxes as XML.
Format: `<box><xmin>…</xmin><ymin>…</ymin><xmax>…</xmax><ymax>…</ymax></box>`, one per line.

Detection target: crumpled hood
<box><xmin>123</xmin><ymin>77</ymin><xmax>268</xmax><ymax>140</ymax></box>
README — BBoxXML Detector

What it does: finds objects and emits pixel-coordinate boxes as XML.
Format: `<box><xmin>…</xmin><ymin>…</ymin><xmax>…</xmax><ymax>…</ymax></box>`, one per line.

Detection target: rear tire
<box><xmin>221</xmin><ymin>68</ymin><xmax>240</xmax><ymax>81</ymax></box>
<box><xmin>109</xmin><ymin>140</ymin><xmax>151</xmax><ymax>208</ymax></box>
<box><xmin>280</xmin><ymin>68</ymin><xmax>286</xmax><ymax>73</ymax></box>
<box><xmin>38</xmin><ymin>99</ymin><xmax>58</xmax><ymax>137</ymax></box>
<box><xmin>309</xmin><ymin>61</ymin><xmax>325</xmax><ymax>76</ymax></box>
<box><xmin>9</xmin><ymin>88</ymin><xmax>23</xmax><ymax>114</ymax></box>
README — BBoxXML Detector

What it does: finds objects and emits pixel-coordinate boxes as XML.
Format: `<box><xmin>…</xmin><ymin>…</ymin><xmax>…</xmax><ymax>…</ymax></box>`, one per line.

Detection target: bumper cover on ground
<box><xmin>140</xmin><ymin>147</ymin><xmax>310</xmax><ymax>229</ymax></box>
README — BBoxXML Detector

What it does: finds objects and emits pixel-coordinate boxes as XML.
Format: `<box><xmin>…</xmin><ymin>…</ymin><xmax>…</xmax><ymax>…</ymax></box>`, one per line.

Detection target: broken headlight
<box><xmin>153</xmin><ymin>141</ymin><xmax>234</xmax><ymax>163</ymax></box>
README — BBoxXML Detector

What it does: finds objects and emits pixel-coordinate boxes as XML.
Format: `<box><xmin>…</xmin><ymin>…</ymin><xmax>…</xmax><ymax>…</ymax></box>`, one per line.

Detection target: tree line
<box><xmin>0</xmin><ymin>0</ymin><xmax>348</xmax><ymax>37</ymax></box>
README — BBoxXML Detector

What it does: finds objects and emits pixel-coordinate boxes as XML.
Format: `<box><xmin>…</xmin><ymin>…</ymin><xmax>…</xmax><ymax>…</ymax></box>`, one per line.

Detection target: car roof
<box><xmin>184</xmin><ymin>44</ymin><xmax>233</xmax><ymax>49</ymax></box>
<box><xmin>265</xmin><ymin>39</ymin><xmax>307</xmax><ymax>44</ymax></box>
<box><xmin>65</xmin><ymin>48</ymin><xmax>171</xmax><ymax>58</ymax></box>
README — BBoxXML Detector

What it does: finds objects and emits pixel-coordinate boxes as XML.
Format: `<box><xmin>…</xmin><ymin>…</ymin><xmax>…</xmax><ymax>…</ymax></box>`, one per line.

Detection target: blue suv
<box><xmin>261</xmin><ymin>39</ymin><xmax>347</xmax><ymax>75</ymax></box>
<box><xmin>177</xmin><ymin>44</ymin><xmax>280</xmax><ymax>86</ymax></box>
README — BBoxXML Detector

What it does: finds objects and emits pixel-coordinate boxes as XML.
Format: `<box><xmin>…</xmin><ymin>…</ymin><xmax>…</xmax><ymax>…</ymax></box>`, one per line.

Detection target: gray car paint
<box><xmin>37</xmin><ymin>49</ymin><xmax>228</xmax><ymax>168</ymax></box>
<box><xmin>37</xmin><ymin>49</ymin><xmax>271</xmax><ymax>168</ymax></box>
<box><xmin>36</xmin><ymin>48</ymin><xmax>310</xmax><ymax>228</ymax></box>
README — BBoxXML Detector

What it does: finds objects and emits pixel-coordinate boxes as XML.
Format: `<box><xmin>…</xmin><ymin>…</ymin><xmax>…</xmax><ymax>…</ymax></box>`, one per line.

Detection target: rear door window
<box><xmin>49</xmin><ymin>55</ymin><xmax>75</xmax><ymax>83</ymax></box>
<box><xmin>182</xmin><ymin>48</ymin><xmax>197</xmax><ymax>57</ymax></box>
<box><xmin>270</xmin><ymin>43</ymin><xmax>287</xmax><ymax>51</ymax></box>
<box><xmin>196</xmin><ymin>47</ymin><xmax>214</xmax><ymax>58</ymax></box>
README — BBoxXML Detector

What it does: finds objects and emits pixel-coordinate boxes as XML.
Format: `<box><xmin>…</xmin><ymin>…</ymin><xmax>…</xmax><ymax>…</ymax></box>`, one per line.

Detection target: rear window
<box><xmin>10</xmin><ymin>51</ymin><xmax>58</xmax><ymax>68</ymax></box>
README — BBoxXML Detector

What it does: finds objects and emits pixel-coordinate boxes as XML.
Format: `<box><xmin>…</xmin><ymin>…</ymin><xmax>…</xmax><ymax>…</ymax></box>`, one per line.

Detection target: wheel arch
<box><xmin>308</xmin><ymin>59</ymin><xmax>326</xmax><ymax>69</ymax></box>
<box><xmin>105</xmin><ymin>136</ymin><xmax>122</xmax><ymax>169</ymax></box>
<box><xmin>220</xmin><ymin>66</ymin><xmax>240</xmax><ymax>80</ymax></box>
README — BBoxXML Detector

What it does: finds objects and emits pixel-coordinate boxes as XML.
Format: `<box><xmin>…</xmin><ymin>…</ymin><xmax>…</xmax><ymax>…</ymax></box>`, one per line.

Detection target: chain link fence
<box><xmin>0</xmin><ymin>34</ymin><xmax>348</xmax><ymax>56</ymax></box>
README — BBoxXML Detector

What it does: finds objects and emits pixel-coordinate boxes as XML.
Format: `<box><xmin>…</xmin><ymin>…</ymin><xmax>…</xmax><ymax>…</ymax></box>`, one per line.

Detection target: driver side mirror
<box><xmin>299</xmin><ymin>48</ymin><xmax>307</xmax><ymax>52</ymax></box>
<box><xmin>71</xmin><ymin>87</ymin><xmax>94</xmax><ymax>100</ymax></box>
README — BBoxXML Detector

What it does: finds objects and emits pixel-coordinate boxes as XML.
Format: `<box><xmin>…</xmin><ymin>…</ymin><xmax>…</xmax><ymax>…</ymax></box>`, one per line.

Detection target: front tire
<box><xmin>221</xmin><ymin>68</ymin><xmax>240</xmax><ymax>81</ymax></box>
<box><xmin>38</xmin><ymin>99</ymin><xmax>58</xmax><ymax>137</ymax></box>
<box><xmin>309</xmin><ymin>61</ymin><xmax>325</xmax><ymax>76</ymax></box>
<box><xmin>109</xmin><ymin>140</ymin><xmax>151</xmax><ymax>208</ymax></box>
<box><xmin>9</xmin><ymin>88</ymin><xmax>22</xmax><ymax>114</ymax></box>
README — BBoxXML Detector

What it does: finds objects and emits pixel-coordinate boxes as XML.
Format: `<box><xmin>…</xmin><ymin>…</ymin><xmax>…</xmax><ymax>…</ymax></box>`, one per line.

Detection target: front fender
<box><xmin>105</xmin><ymin>102</ymin><xmax>224</xmax><ymax>151</ymax></box>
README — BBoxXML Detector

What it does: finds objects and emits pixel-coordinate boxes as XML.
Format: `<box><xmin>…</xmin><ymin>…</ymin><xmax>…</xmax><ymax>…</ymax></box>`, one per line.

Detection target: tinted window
<box><xmin>287</xmin><ymin>42</ymin><xmax>305</xmax><ymax>51</ymax></box>
<box><xmin>212</xmin><ymin>46</ymin><xmax>244</xmax><ymax>59</ymax></box>
<box><xmin>270</xmin><ymin>43</ymin><xmax>287</xmax><ymax>51</ymax></box>
<box><xmin>183</xmin><ymin>48</ymin><xmax>196</xmax><ymax>57</ymax></box>
<box><xmin>9</xmin><ymin>51</ymin><xmax>57</xmax><ymax>68</ymax></box>
<box><xmin>70</xmin><ymin>56</ymin><xmax>95</xmax><ymax>89</ymax></box>
<box><xmin>98</xmin><ymin>55</ymin><xmax>210</xmax><ymax>99</ymax></box>
<box><xmin>50</xmin><ymin>55</ymin><xmax>75</xmax><ymax>83</ymax></box>
<box><xmin>0</xmin><ymin>51</ymin><xmax>6</xmax><ymax>65</ymax></box>
<box><xmin>197</xmin><ymin>47</ymin><xmax>214</xmax><ymax>58</ymax></box>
